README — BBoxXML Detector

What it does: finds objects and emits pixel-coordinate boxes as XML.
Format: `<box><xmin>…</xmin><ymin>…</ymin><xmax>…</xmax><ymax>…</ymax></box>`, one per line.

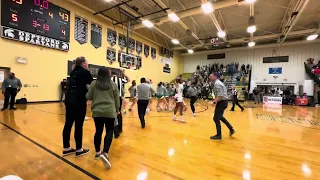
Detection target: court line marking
<box><xmin>290</xmin><ymin>106</ymin><xmax>319</xmax><ymax>119</ymax></box>
<box><xmin>0</xmin><ymin>121</ymin><xmax>101</xmax><ymax>180</ymax></box>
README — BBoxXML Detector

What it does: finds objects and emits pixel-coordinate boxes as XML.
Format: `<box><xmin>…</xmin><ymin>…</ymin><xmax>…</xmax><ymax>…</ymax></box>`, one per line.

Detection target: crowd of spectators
<box><xmin>306</xmin><ymin>58</ymin><xmax>320</xmax><ymax>75</ymax></box>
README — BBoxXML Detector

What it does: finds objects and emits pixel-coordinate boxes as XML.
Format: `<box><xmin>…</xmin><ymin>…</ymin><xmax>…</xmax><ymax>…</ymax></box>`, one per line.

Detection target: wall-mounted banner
<box><xmin>67</xmin><ymin>60</ymin><xmax>121</xmax><ymax>78</ymax></box>
<box><xmin>107</xmin><ymin>28</ymin><xmax>117</xmax><ymax>46</ymax></box>
<box><xmin>160</xmin><ymin>57</ymin><xmax>172</xmax><ymax>65</ymax></box>
<box><xmin>129</xmin><ymin>38</ymin><xmax>135</xmax><ymax>53</ymax></box>
<box><xmin>151</xmin><ymin>47</ymin><xmax>156</xmax><ymax>59</ymax></box>
<box><xmin>144</xmin><ymin>44</ymin><xmax>150</xmax><ymax>58</ymax></box>
<box><xmin>136</xmin><ymin>56</ymin><xmax>142</xmax><ymax>70</ymax></box>
<box><xmin>163</xmin><ymin>64</ymin><xmax>171</xmax><ymax>73</ymax></box>
<box><xmin>1</xmin><ymin>26</ymin><xmax>69</xmax><ymax>51</ymax></box>
<box><xmin>160</xmin><ymin>47</ymin><xmax>174</xmax><ymax>58</ymax></box>
<box><xmin>269</xmin><ymin>67</ymin><xmax>282</xmax><ymax>74</ymax></box>
<box><xmin>136</xmin><ymin>41</ymin><xmax>142</xmax><ymax>55</ymax></box>
<box><xmin>107</xmin><ymin>48</ymin><xmax>116</xmax><ymax>65</ymax></box>
<box><xmin>118</xmin><ymin>34</ymin><xmax>126</xmax><ymax>50</ymax></box>
<box><xmin>90</xmin><ymin>22</ymin><xmax>102</xmax><ymax>48</ymax></box>
<box><xmin>74</xmin><ymin>16</ymin><xmax>88</xmax><ymax>45</ymax></box>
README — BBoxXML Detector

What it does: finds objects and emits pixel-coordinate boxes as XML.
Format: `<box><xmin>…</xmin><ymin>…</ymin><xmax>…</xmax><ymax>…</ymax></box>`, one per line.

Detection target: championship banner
<box><xmin>118</xmin><ymin>34</ymin><xmax>126</xmax><ymax>50</ymax></box>
<box><xmin>107</xmin><ymin>48</ymin><xmax>116</xmax><ymax>65</ymax></box>
<box><xmin>263</xmin><ymin>96</ymin><xmax>282</xmax><ymax>105</ymax></box>
<box><xmin>129</xmin><ymin>38</ymin><xmax>135</xmax><ymax>53</ymax></box>
<box><xmin>163</xmin><ymin>64</ymin><xmax>171</xmax><ymax>73</ymax></box>
<box><xmin>144</xmin><ymin>44</ymin><xmax>150</xmax><ymax>58</ymax></box>
<box><xmin>107</xmin><ymin>28</ymin><xmax>117</xmax><ymax>46</ymax></box>
<box><xmin>1</xmin><ymin>26</ymin><xmax>69</xmax><ymax>51</ymax></box>
<box><xmin>136</xmin><ymin>56</ymin><xmax>142</xmax><ymax>70</ymax></box>
<box><xmin>74</xmin><ymin>16</ymin><xmax>88</xmax><ymax>45</ymax></box>
<box><xmin>90</xmin><ymin>22</ymin><xmax>102</xmax><ymax>48</ymax></box>
<box><xmin>136</xmin><ymin>41</ymin><xmax>142</xmax><ymax>55</ymax></box>
<box><xmin>151</xmin><ymin>47</ymin><xmax>156</xmax><ymax>59</ymax></box>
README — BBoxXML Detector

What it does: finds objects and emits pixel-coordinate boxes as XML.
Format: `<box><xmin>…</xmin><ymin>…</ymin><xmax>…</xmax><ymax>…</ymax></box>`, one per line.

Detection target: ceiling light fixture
<box><xmin>188</xmin><ymin>49</ymin><xmax>194</xmax><ymax>54</ymax></box>
<box><xmin>168</xmin><ymin>13</ymin><xmax>180</xmax><ymax>22</ymax></box>
<box><xmin>247</xmin><ymin>25</ymin><xmax>257</xmax><ymax>33</ymax></box>
<box><xmin>307</xmin><ymin>34</ymin><xmax>318</xmax><ymax>41</ymax></box>
<box><xmin>104</xmin><ymin>0</ymin><xmax>112</xmax><ymax>2</ymax></box>
<box><xmin>245</xmin><ymin>0</ymin><xmax>256</xmax><ymax>4</ymax></box>
<box><xmin>201</xmin><ymin>2</ymin><xmax>214</xmax><ymax>14</ymax></box>
<box><xmin>142</xmin><ymin>20</ymin><xmax>154</xmax><ymax>28</ymax></box>
<box><xmin>248</xmin><ymin>41</ymin><xmax>255</xmax><ymax>47</ymax></box>
<box><xmin>217</xmin><ymin>31</ymin><xmax>226</xmax><ymax>38</ymax></box>
<box><xmin>171</xmin><ymin>39</ymin><xmax>180</xmax><ymax>44</ymax></box>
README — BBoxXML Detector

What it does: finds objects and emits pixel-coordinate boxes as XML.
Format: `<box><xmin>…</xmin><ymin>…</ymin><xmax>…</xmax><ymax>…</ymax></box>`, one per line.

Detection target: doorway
<box><xmin>0</xmin><ymin>67</ymin><xmax>11</xmax><ymax>105</ymax></box>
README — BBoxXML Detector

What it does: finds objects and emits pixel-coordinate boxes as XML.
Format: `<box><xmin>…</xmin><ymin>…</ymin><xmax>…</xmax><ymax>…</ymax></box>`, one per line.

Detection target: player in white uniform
<box><xmin>173</xmin><ymin>82</ymin><xmax>186</xmax><ymax>123</ymax></box>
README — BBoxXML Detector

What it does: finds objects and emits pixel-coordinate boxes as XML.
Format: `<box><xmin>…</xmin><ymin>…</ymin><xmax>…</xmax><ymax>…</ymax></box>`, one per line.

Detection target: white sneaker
<box><xmin>99</xmin><ymin>153</ymin><xmax>111</xmax><ymax>169</ymax></box>
<box><xmin>146</xmin><ymin>108</ymin><xmax>150</xmax><ymax>113</ymax></box>
<box><xmin>172</xmin><ymin>115</ymin><xmax>177</xmax><ymax>121</ymax></box>
<box><xmin>180</xmin><ymin>117</ymin><xmax>186</xmax><ymax>123</ymax></box>
<box><xmin>193</xmin><ymin>113</ymin><xmax>196</xmax><ymax>117</ymax></box>
<box><xmin>85</xmin><ymin>116</ymin><xmax>90</xmax><ymax>120</ymax></box>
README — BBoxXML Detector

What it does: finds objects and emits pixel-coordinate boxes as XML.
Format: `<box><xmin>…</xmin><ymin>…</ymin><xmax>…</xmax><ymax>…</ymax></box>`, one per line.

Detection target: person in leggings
<box><xmin>86</xmin><ymin>67</ymin><xmax>120</xmax><ymax>169</ymax></box>
<box><xmin>63</xmin><ymin>57</ymin><xmax>92</xmax><ymax>157</ymax></box>
<box><xmin>209</xmin><ymin>73</ymin><xmax>235</xmax><ymax>140</ymax></box>
<box><xmin>188</xmin><ymin>82</ymin><xmax>198</xmax><ymax>117</ymax></box>
<box><xmin>173</xmin><ymin>83</ymin><xmax>185</xmax><ymax>123</ymax></box>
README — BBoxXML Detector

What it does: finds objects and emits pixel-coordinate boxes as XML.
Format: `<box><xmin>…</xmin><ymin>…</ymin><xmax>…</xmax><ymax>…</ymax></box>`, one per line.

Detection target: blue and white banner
<box><xmin>269</xmin><ymin>67</ymin><xmax>282</xmax><ymax>74</ymax></box>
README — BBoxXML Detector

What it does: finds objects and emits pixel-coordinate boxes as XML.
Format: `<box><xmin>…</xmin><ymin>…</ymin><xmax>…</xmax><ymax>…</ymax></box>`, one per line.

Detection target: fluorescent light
<box><xmin>168</xmin><ymin>13</ymin><xmax>180</xmax><ymax>22</ymax></box>
<box><xmin>217</xmin><ymin>31</ymin><xmax>226</xmax><ymax>38</ymax></box>
<box><xmin>247</xmin><ymin>25</ymin><xmax>256</xmax><ymax>33</ymax></box>
<box><xmin>201</xmin><ymin>3</ymin><xmax>213</xmax><ymax>14</ymax></box>
<box><xmin>171</xmin><ymin>39</ymin><xmax>180</xmax><ymax>44</ymax></box>
<box><xmin>307</xmin><ymin>34</ymin><xmax>318</xmax><ymax>41</ymax></box>
<box><xmin>248</xmin><ymin>41</ymin><xmax>255</xmax><ymax>47</ymax></box>
<box><xmin>142</xmin><ymin>20</ymin><xmax>153</xmax><ymax>28</ymax></box>
<box><xmin>104</xmin><ymin>0</ymin><xmax>112</xmax><ymax>2</ymax></box>
<box><xmin>245</xmin><ymin>0</ymin><xmax>256</xmax><ymax>4</ymax></box>
<box><xmin>188</xmin><ymin>49</ymin><xmax>194</xmax><ymax>54</ymax></box>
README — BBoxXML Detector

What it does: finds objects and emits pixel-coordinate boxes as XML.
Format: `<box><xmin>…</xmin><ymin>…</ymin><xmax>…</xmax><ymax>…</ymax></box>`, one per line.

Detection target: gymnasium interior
<box><xmin>0</xmin><ymin>0</ymin><xmax>320</xmax><ymax>179</ymax></box>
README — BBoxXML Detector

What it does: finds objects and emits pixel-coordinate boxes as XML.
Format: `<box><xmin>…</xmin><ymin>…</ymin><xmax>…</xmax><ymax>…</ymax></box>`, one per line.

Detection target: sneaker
<box><xmin>99</xmin><ymin>153</ymin><xmax>112</xmax><ymax>169</ymax></box>
<box><xmin>1</xmin><ymin>108</ymin><xmax>7</xmax><ymax>111</ymax></box>
<box><xmin>75</xmin><ymin>149</ymin><xmax>90</xmax><ymax>157</ymax></box>
<box><xmin>95</xmin><ymin>152</ymin><xmax>101</xmax><ymax>159</ymax></box>
<box><xmin>9</xmin><ymin>107</ymin><xmax>17</xmax><ymax>110</ymax></box>
<box><xmin>210</xmin><ymin>135</ymin><xmax>222</xmax><ymax>140</ymax></box>
<box><xmin>146</xmin><ymin>108</ymin><xmax>150</xmax><ymax>113</ymax></box>
<box><xmin>62</xmin><ymin>148</ymin><xmax>76</xmax><ymax>156</ymax></box>
<box><xmin>141</xmin><ymin>124</ymin><xmax>146</xmax><ymax>129</ymax></box>
<box><xmin>230</xmin><ymin>109</ymin><xmax>234</xmax><ymax>111</ymax></box>
<box><xmin>84</xmin><ymin>116</ymin><xmax>90</xmax><ymax>121</ymax></box>
<box><xmin>230</xmin><ymin>129</ymin><xmax>236</xmax><ymax>137</ymax></box>
<box><xmin>241</xmin><ymin>109</ymin><xmax>244</xmax><ymax>112</ymax></box>
<box><xmin>172</xmin><ymin>115</ymin><xmax>177</xmax><ymax>121</ymax></box>
<box><xmin>193</xmin><ymin>113</ymin><xmax>196</xmax><ymax>117</ymax></box>
<box><xmin>180</xmin><ymin>119</ymin><xmax>186</xmax><ymax>123</ymax></box>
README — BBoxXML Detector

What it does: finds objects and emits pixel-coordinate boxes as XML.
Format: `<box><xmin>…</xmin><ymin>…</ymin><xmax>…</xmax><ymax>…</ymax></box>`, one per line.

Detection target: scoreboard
<box><xmin>1</xmin><ymin>0</ymin><xmax>71</xmax><ymax>51</ymax></box>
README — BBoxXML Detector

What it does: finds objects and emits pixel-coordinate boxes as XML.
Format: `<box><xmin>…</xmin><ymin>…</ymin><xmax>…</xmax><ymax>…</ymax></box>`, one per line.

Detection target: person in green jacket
<box><xmin>86</xmin><ymin>67</ymin><xmax>120</xmax><ymax>170</ymax></box>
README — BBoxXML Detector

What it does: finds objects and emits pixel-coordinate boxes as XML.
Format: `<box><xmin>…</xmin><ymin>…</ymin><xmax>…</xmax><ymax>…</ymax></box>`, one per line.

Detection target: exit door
<box><xmin>0</xmin><ymin>67</ymin><xmax>10</xmax><ymax>105</ymax></box>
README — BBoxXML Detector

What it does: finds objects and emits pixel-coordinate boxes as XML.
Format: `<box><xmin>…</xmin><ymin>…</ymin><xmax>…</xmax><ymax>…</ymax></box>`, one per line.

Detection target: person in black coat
<box><xmin>62</xmin><ymin>57</ymin><xmax>93</xmax><ymax>157</ymax></box>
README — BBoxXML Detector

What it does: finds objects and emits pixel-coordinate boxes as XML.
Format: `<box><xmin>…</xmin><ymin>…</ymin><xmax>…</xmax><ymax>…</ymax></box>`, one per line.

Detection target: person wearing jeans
<box><xmin>253</xmin><ymin>87</ymin><xmax>260</xmax><ymax>104</ymax></box>
<box><xmin>63</xmin><ymin>57</ymin><xmax>92</xmax><ymax>157</ymax></box>
<box><xmin>137</xmin><ymin>78</ymin><xmax>153</xmax><ymax>128</ymax></box>
<box><xmin>86</xmin><ymin>67</ymin><xmax>120</xmax><ymax>169</ymax></box>
<box><xmin>188</xmin><ymin>82</ymin><xmax>198</xmax><ymax>117</ymax></box>
<box><xmin>209</xmin><ymin>73</ymin><xmax>235</xmax><ymax>140</ymax></box>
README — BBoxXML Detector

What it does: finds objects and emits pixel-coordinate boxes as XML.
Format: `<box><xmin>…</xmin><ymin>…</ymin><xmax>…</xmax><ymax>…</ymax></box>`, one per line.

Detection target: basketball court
<box><xmin>0</xmin><ymin>101</ymin><xmax>319</xmax><ymax>179</ymax></box>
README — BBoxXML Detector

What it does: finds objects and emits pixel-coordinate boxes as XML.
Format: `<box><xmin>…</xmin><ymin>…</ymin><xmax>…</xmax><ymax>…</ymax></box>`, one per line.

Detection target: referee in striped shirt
<box><xmin>230</xmin><ymin>85</ymin><xmax>244</xmax><ymax>112</ymax></box>
<box><xmin>111</xmin><ymin>70</ymin><xmax>130</xmax><ymax>138</ymax></box>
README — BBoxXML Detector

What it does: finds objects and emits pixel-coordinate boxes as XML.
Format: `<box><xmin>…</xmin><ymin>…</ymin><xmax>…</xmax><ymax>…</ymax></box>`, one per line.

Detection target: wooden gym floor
<box><xmin>0</xmin><ymin>100</ymin><xmax>319</xmax><ymax>180</ymax></box>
